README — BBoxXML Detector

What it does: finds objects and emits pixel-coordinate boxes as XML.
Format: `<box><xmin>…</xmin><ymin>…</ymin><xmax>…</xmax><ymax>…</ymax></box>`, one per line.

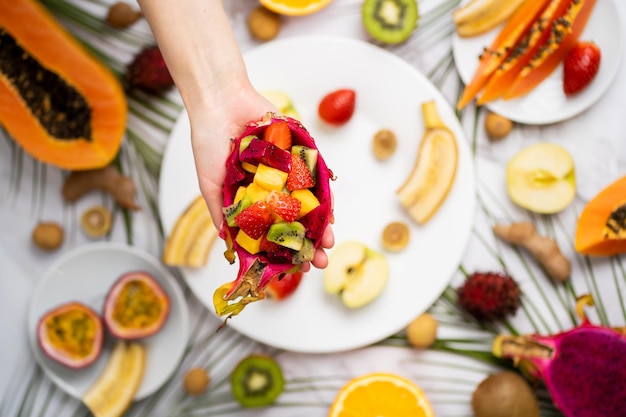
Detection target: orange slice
<box><xmin>328</xmin><ymin>373</ymin><xmax>435</xmax><ymax>417</ymax></box>
<box><xmin>259</xmin><ymin>0</ymin><xmax>333</xmax><ymax>16</ymax></box>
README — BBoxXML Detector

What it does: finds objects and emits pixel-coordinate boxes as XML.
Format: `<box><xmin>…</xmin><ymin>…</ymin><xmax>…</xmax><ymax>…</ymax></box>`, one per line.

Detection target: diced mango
<box><xmin>235</xmin><ymin>229</ymin><xmax>262</xmax><ymax>254</ymax></box>
<box><xmin>291</xmin><ymin>189</ymin><xmax>320</xmax><ymax>218</ymax></box>
<box><xmin>234</xmin><ymin>186</ymin><xmax>248</xmax><ymax>204</ymax></box>
<box><xmin>241</xmin><ymin>161</ymin><xmax>257</xmax><ymax>173</ymax></box>
<box><xmin>246</xmin><ymin>182</ymin><xmax>270</xmax><ymax>202</ymax></box>
<box><xmin>254</xmin><ymin>164</ymin><xmax>289</xmax><ymax>191</ymax></box>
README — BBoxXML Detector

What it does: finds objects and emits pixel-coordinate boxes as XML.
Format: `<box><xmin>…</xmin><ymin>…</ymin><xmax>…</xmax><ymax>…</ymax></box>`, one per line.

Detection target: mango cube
<box><xmin>245</xmin><ymin>182</ymin><xmax>270</xmax><ymax>202</ymax></box>
<box><xmin>254</xmin><ymin>164</ymin><xmax>288</xmax><ymax>191</ymax></box>
<box><xmin>235</xmin><ymin>229</ymin><xmax>262</xmax><ymax>254</ymax></box>
<box><xmin>291</xmin><ymin>189</ymin><xmax>320</xmax><ymax>218</ymax></box>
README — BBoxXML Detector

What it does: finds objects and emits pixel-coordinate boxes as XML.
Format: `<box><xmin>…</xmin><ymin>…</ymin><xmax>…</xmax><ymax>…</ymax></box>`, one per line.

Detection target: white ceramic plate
<box><xmin>159</xmin><ymin>36</ymin><xmax>475</xmax><ymax>353</ymax></box>
<box><xmin>452</xmin><ymin>0</ymin><xmax>623</xmax><ymax>125</ymax></box>
<box><xmin>27</xmin><ymin>242</ymin><xmax>189</xmax><ymax>400</ymax></box>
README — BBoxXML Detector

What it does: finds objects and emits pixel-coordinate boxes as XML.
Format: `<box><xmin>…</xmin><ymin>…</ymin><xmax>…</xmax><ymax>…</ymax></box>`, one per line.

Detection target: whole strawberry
<box><xmin>563</xmin><ymin>41</ymin><xmax>601</xmax><ymax>96</ymax></box>
<box><xmin>125</xmin><ymin>45</ymin><xmax>174</xmax><ymax>94</ymax></box>
<box><xmin>457</xmin><ymin>272</ymin><xmax>521</xmax><ymax>322</ymax></box>
<box><xmin>318</xmin><ymin>89</ymin><xmax>356</xmax><ymax>125</ymax></box>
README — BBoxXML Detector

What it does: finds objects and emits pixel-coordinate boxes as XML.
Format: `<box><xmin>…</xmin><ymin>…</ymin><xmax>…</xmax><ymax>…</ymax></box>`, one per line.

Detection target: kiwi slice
<box><xmin>231</xmin><ymin>354</ymin><xmax>284</xmax><ymax>408</ymax></box>
<box><xmin>292</xmin><ymin>237</ymin><xmax>314</xmax><ymax>264</ymax></box>
<box><xmin>361</xmin><ymin>0</ymin><xmax>418</xmax><ymax>45</ymax></box>
<box><xmin>266</xmin><ymin>221</ymin><xmax>306</xmax><ymax>251</ymax></box>
<box><xmin>223</xmin><ymin>195</ymin><xmax>253</xmax><ymax>227</ymax></box>
<box><xmin>238</xmin><ymin>135</ymin><xmax>257</xmax><ymax>155</ymax></box>
<box><xmin>291</xmin><ymin>145</ymin><xmax>318</xmax><ymax>180</ymax></box>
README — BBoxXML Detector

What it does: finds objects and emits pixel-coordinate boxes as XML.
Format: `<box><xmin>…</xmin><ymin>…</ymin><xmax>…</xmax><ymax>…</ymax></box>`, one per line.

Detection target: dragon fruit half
<box><xmin>213</xmin><ymin>113</ymin><xmax>334</xmax><ymax>317</ymax></box>
<box><xmin>492</xmin><ymin>295</ymin><xmax>626</xmax><ymax>416</ymax></box>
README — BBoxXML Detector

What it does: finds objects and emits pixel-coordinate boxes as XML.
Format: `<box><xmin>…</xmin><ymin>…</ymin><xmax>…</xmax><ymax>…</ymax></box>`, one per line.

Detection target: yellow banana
<box><xmin>453</xmin><ymin>0</ymin><xmax>525</xmax><ymax>37</ymax></box>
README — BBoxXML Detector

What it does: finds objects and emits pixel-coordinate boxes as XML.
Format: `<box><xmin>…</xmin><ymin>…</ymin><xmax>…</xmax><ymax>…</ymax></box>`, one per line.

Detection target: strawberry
<box><xmin>265</xmin><ymin>271</ymin><xmax>304</xmax><ymax>300</ymax></box>
<box><xmin>234</xmin><ymin>201</ymin><xmax>273</xmax><ymax>239</ymax></box>
<box><xmin>287</xmin><ymin>154</ymin><xmax>315</xmax><ymax>191</ymax></box>
<box><xmin>264</xmin><ymin>120</ymin><xmax>292</xmax><ymax>150</ymax></box>
<box><xmin>318</xmin><ymin>89</ymin><xmax>356</xmax><ymax>125</ymax></box>
<box><xmin>259</xmin><ymin>236</ymin><xmax>293</xmax><ymax>263</ymax></box>
<box><xmin>563</xmin><ymin>41</ymin><xmax>601</xmax><ymax>96</ymax></box>
<box><xmin>267</xmin><ymin>191</ymin><xmax>302</xmax><ymax>222</ymax></box>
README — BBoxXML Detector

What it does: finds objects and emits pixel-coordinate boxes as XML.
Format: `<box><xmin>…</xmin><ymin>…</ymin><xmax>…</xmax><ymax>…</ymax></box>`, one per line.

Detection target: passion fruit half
<box><xmin>37</xmin><ymin>301</ymin><xmax>104</xmax><ymax>369</ymax></box>
<box><xmin>103</xmin><ymin>271</ymin><xmax>170</xmax><ymax>339</ymax></box>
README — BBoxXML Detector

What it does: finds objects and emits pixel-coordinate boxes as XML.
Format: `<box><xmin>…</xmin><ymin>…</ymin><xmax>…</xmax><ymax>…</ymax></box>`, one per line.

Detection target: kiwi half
<box><xmin>362</xmin><ymin>0</ymin><xmax>419</xmax><ymax>45</ymax></box>
<box><xmin>231</xmin><ymin>354</ymin><xmax>284</xmax><ymax>408</ymax></box>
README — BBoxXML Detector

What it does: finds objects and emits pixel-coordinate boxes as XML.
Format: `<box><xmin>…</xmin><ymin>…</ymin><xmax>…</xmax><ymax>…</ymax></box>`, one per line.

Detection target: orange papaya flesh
<box><xmin>575</xmin><ymin>175</ymin><xmax>626</xmax><ymax>256</ymax></box>
<box><xmin>0</xmin><ymin>0</ymin><xmax>126</xmax><ymax>171</ymax></box>
<box><xmin>477</xmin><ymin>0</ymin><xmax>571</xmax><ymax>104</ymax></box>
<box><xmin>504</xmin><ymin>0</ymin><xmax>596</xmax><ymax>100</ymax></box>
<box><xmin>456</xmin><ymin>0</ymin><xmax>553</xmax><ymax>110</ymax></box>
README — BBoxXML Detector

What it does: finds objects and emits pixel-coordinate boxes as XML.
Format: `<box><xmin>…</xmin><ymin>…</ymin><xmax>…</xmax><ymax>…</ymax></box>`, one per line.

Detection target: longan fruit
<box><xmin>485</xmin><ymin>112</ymin><xmax>513</xmax><ymax>141</ymax></box>
<box><xmin>247</xmin><ymin>6</ymin><xmax>281</xmax><ymax>42</ymax></box>
<box><xmin>183</xmin><ymin>367</ymin><xmax>211</xmax><ymax>396</ymax></box>
<box><xmin>406</xmin><ymin>313</ymin><xmax>438</xmax><ymax>349</ymax></box>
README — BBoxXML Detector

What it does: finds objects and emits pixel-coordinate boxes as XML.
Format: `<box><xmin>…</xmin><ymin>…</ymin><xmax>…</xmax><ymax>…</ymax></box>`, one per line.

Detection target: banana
<box><xmin>453</xmin><ymin>0</ymin><xmax>525</xmax><ymax>37</ymax></box>
<box><xmin>397</xmin><ymin>101</ymin><xmax>458</xmax><ymax>225</ymax></box>
<box><xmin>83</xmin><ymin>340</ymin><xmax>146</xmax><ymax>417</ymax></box>
<box><xmin>163</xmin><ymin>195</ymin><xmax>218</xmax><ymax>268</ymax></box>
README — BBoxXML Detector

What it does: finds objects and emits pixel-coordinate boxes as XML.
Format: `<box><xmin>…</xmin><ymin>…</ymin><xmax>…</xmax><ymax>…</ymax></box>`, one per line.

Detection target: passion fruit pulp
<box><xmin>103</xmin><ymin>271</ymin><xmax>170</xmax><ymax>339</ymax></box>
<box><xmin>37</xmin><ymin>301</ymin><xmax>104</xmax><ymax>369</ymax></box>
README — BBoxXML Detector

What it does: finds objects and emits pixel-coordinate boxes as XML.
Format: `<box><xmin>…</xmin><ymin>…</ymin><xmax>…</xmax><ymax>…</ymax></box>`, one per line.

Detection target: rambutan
<box><xmin>457</xmin><ymin>271</ymin><xmax>521</xmax><ymax>322</ymax></box>
<box><xmin>125</xmin><ymin>45</ymin><xmax>174</xmax><ymax>94</ymax></box>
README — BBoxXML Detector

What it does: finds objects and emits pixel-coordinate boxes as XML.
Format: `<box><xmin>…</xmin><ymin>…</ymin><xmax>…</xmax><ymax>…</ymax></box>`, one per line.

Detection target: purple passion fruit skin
<box><xmin>103</xmin><ymin>271</ymin><xmax>170</xmax><ymax>340</ymax></box>
<box><xmin>215</xmin><ymin>113</ymin><xmax>334</xmax><ymax>317</ymax></box>
<box><xmin>37</xmin><ymin>301</ymin><xmax>104</xmax><ymax>369</ymax></box>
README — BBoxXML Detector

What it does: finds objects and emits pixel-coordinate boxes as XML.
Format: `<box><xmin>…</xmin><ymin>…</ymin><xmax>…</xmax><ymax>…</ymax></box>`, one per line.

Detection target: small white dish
<box><xmin>452</xmin><ymin>0</ymin><xmax>623</xmax><ymax>125</ymax></box>
<box><xmin>159</xmin><ymin>36</ymin><xmax>476</xmax><ymax>353</ymax></box>
<box><xmin>27</xmin><ymin>242</ymin><xmax>189</xmax><ymax>400</ymax></box>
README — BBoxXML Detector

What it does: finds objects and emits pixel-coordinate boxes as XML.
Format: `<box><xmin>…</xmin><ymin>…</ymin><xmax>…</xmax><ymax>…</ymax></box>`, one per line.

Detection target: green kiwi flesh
<box><xmin>266</xmin><ymin>221</ymin><xmax>306</xmax><ymax>251</ymax></box>
<box><xmin>231</xmin><ymin>354</ymin><xmax>284</xmax><ymax>408</ymax></box>
<box><xmin>238</xmin><ymin>135</ymin><xmax>257</xmax><ymax>154</ymax></box>
<box><xmin>292</xmin><ymin>237</ymin><xmax>314</xmax><ymax>264</ymax></box>
<box><xmin>361</xmin><ymin>0</ymin><xmax>418</xmax><ymax>45</ymax></box>
<box><xmin>223</xmin><ymin>195</ymin><xmax>253</xmax><ymax>227</ymax></box>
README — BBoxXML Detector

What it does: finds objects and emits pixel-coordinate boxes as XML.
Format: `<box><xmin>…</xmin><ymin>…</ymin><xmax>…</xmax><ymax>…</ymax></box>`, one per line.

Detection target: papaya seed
<box><xmin>406</xmin><ymin>313</ymin><xmax>438</xmax><ymax>349</ymax></box>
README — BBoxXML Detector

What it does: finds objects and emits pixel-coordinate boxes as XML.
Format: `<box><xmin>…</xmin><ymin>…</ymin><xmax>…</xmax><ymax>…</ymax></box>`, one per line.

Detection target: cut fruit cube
<box><xmin>235</xmin><ymin>229</ymin><xmax>263</xmax><ymax>254</ymax></box>
<box><xmin>267</xmin><ymin>221</ymin><xmax>306</xmax><ymax>251</ymax></box>
<box><xmin>264</xmin><ymin>120</ymin><xmax>292</xmax><ymax>150</ymax></box>
<box><xmin>234</xmin><ymin>186</ymin><xmax>248</xmax><ymax>204</ymax></box>
<box><xmin>254</xmin><ymin>163</ymin><xmax>289</xmax><ymax>191</ymax></box>
<box><xmin>245</xmin><ymin>182</ymin><xmax>271</xmax><ymax>202</ymax></box>
<box><xmin>240</xmin><ymin>138</ymin><xmax>292</xmax><ymax>172</ymax></box>
<box><xmin>290</xmin><ymin>189</ymin><xmax>320</xmax><ymax>218</ymax></box>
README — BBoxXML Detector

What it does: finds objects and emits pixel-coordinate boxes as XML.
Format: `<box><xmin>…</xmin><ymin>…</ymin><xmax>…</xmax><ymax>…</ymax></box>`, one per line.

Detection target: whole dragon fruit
<box><xmin>493</xmin><ymin>295</ymin><xmax>626</xmax><ymax>416</ymax></box>
<box><xmin>213</xmin><ymin>113</ymin><xmax>334</xmax><ymax>318</ymax></box>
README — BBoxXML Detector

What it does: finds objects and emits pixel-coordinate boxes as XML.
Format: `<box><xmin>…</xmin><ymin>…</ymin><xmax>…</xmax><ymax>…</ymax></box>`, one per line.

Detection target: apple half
<box><xmin>506</xmin><ymin>142</ymin><xmax>576</xmax><ymax>214</ymax></box>
<box><xmin>323</xmin><ymin>240</ymin><xmax>389</xmax><ymax>308</ymax></box>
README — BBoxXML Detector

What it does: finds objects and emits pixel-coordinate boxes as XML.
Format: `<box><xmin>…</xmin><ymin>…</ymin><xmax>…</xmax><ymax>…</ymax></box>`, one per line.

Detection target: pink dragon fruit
<box><xmin>213</xmin><ymin>113</ymin><xmax>334</xmax><ymax>318</ymax></box>
<box><xmin>492</xmin><ymin>295</ymin><xmax>626</xmax><ymax>416</ymax></box>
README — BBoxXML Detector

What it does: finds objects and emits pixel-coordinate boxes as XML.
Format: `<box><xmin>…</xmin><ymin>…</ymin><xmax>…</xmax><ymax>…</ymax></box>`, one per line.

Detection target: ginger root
<box><xmin>62</xmin><ymin>165</ymin><xmax>140</xmax><ymax>210</ymax></box>
<box><xmin>493</xmin><ymin>221</ymin><xmax>571</xmax><ymax>282</ymax></box>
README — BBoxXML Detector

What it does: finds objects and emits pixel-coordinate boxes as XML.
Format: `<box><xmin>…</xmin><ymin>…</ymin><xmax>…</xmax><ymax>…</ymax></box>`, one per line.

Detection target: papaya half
<box><xmin>575</xmin><ymin>175</ymin><xmax>626</xmax><ymax>256</ymax></box>
<box><xmin>0</xmin><ymin>0</ymin><xmax>127</xmax><ymax>170</ymax></box>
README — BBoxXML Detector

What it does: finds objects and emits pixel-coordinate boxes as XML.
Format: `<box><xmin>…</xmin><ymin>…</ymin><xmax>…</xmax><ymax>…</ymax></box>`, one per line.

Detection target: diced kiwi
<box><xmin>266</xmin><ymin>221</ymin><xmax>305</xmax><ymax>251</ymax></box>
<box><xmin>223</xmin><ymin>195</ymin><xmax>253</xmax><ymax>227</ymax></box>
<box><xmin>292</xmin><ymin>237</ymin><xmax>314</xmax><ymax>264</ymax></box>
<box><xmin>361</xmin><ymin>0</ymin><xmax>419</xmax><ymax>45</ymax></box>
<box><xmin>230</xmin><ymin>354</ymin><xmax>284</xmax><ymax>408</ymax></box>
<box><xmin>291</xmin><ymin>145</ymin><xmax>318</xmax><ymax>180</ymax></box>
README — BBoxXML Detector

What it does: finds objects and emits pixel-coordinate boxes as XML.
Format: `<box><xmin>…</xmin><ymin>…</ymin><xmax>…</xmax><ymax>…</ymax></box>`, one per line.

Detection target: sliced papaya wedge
<box><xmin>504</xmin><ymin>0</ymin><xmax>596</xmax><ymax>100</ymax></box>
<box><xmin>456</xmin><ymin>0</ymin><xmax>553</xmax><ymax>110</ymax></box>
<box><xmin>477</xmin><ymin>0</ymin><xmax>572</xmax><ymax>104</ymax></box>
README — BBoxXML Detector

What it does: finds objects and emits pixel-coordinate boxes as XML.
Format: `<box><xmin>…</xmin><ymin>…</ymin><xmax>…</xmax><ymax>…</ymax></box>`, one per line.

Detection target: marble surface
<box><xmin>1</xmin><ymin>0</ymin><xmax>626</xmax><ymax>415</ymax></box>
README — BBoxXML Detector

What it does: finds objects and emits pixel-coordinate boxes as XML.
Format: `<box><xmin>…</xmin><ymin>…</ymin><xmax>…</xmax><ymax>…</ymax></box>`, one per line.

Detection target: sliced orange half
<box><xmin>259</xmin><ymin>0</ymin><xmax>333</xmax><ymax>16</ymax></box>
<box><xmin>328</xmin><ymin>373</ymin><xmax>435</xmax><ymax>417</ymax></box>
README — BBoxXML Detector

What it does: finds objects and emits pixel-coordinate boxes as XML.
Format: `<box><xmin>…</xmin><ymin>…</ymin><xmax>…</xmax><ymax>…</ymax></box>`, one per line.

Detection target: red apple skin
<box><xmin>265</xmin><ymin>271</ymin><xmax>304</xmax><ymax>300</ymax></box>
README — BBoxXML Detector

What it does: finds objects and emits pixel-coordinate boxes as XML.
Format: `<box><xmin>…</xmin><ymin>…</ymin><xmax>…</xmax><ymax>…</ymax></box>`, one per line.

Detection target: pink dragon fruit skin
<box><xmin>493</xmin><ymin>296</ymin><xmax>626</xmax><ymax>417</ymax></box>
<box><xmin>214</xmin><ymin>113</ymin><xmax>334</xmax><ymax>318</ymax></box>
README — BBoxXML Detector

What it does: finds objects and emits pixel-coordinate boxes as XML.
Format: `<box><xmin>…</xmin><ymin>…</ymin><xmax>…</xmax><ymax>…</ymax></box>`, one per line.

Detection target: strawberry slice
<box><xmin>563</xmin><ymin>41</ymin><xmax>601</xmax><ymax>95</ymax></box>
<box><xmin>265</xmin><ymin>271</ymin><xmax>304</xmax><ymax>300</ymax></box>
<box><xmin>318</xmin><ymin>89</ymin><xmax>356</xmax><ymax>125</ymax></box>
<box><xmin>264</xmin><ymin>120</ymin><xmax>292</xmax><ymax>150</ymax></box>
<box><xmin>267</xmin><ymin>190</ymin><xmax>302</xmax><ymax>222</ymax></box>
<box><xmin>287</xmin><ymin>154</ymin><xmax>315</xmax><ymax>191</ymax></box>
<box><xmin>234</xmin><ymin>201</ymin><xmax>273</xmax><ymax>239</ymax></box>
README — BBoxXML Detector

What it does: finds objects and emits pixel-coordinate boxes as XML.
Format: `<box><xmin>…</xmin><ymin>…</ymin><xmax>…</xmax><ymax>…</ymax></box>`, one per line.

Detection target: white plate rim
<box><xmin>452</xmin><ymin>0</ymin><xmax>624</xmax><ymax>125</ymax></box>
<box><xmin>158</xmin><ymin>35</ymin><xmax>476</xmax><ymax>353</ymax></box>
<box><xmin>27</xmin><ymin>241</ymin><xmax>189</xmax><ymax>400</ymax></box>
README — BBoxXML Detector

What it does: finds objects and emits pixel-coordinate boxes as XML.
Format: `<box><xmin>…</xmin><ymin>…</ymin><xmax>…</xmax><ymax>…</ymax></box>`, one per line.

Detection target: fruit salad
<box><xmin>214</xmin><ymin>113</ymin><xmax>334</xmax><ymax>317</ymax></box>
